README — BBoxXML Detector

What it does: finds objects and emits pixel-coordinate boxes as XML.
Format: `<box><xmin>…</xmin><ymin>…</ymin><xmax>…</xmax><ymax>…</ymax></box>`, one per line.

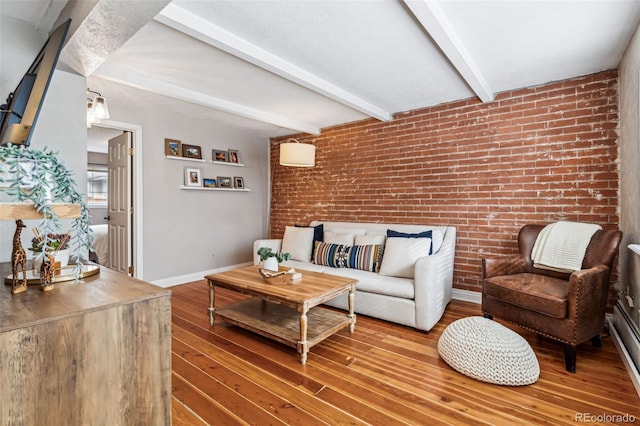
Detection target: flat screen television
<box><xmin>0</xmin><ymin>19</ymin><xmax>71</xmax><ymax>147</ymax></box>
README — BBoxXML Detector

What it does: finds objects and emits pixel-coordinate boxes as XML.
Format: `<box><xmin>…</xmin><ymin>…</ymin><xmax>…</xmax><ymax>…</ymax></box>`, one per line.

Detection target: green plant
<box><xmin>0</xmin><ymin>144</ymin><xmax>92</xmax><ymax>274</ymax></box>
<box><xmin>257</xmin><ymin>247</ymin><xmax>291</xmax><ymax>263</ymax></box>
<box><xmin>31</xmin><ymin>232</ymin><xmax>70</xmax><ymax>252</ymax></box>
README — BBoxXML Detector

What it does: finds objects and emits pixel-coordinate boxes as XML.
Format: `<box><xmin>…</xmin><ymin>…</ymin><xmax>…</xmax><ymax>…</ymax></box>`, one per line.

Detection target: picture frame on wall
<box><xmin>234</xmin><ymin>176</ymin><xmax>245</xmax><ymax>189</ymax></box>
<box><xmin>184</xmin><ymin>167</ymin><xmax>203</xmax><ymax>187</ymax></box>
<box><xmin>212</xmin><ymin>149</ymin><xmax>228</xmax><ymax>162</ymax></box>
<box><xmin>228</xmin><ymin>149</ymin><xmax>241</xmax><ymax>164</ymax></box>
<box><xmin>164</xmin><ymin>138</ymin><xmax>182</xmax><ymax>157</ymax></box>
<box><xmin>182</xmin><ymin>144</ymin><xmax>202</xmax><ymax>159</ymax></box>
<box><xmin>203</xmin><ymin>178</ymin><xmax>217</xmax><ymax>188</ymax></box>
<box><xmin>217</xmin><ymin>176</ymin><xmax>232</xmax><ymax>188</ymax></box>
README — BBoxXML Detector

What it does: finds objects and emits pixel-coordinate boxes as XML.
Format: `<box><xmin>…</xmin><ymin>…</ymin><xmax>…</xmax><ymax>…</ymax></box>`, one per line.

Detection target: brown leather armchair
<box><xmin>481</xmin><ymin>224</ymin><xmax>622</xmax><ymax>373</ymax></box>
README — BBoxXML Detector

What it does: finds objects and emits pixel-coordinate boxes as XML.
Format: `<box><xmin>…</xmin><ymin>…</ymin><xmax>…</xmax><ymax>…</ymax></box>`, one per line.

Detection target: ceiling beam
<box><xmin>94</xmin><ymin>63</ymin><xmax>321</xmax><ymax>135</ymax></box>
<box><xmin>403</xmin><ymin>0</ymin><xmax>494</xmax><ymax>103</ymax></box>
<box><xmin>57</xmin><ymin>0</ymin><xmax>171</xmax><ymax>76</ymax></box>
<box><xmin>155</xmin><ymin>3</ymin><xmax>392</xmax><ymax>121</ymax></box>
<box><xmin>34</xmin><ymin>0</ymin><xmax>69</xmax><ymax>32</ymax></box>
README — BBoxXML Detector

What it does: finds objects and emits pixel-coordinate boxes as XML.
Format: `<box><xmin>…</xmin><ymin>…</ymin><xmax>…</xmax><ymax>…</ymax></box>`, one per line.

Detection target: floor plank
<box><xmin>171</xmin><ymin>280</ymin><xmax>640</xmax><ymax>425</ymax></box>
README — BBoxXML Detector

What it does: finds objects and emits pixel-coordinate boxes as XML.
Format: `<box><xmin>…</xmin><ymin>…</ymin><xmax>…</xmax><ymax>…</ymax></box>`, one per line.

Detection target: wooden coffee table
<box><xmin>205</xmin><ymin>265</ymin><xmax>356</xmax><ymax>364</ymax></box>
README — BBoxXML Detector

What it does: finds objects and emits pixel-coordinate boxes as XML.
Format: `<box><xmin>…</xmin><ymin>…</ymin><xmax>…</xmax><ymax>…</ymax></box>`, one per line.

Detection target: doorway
<box><xmin>87</xmin><ymin>120</ymin><xmax>143</xmax><ymax>278</ymax></box>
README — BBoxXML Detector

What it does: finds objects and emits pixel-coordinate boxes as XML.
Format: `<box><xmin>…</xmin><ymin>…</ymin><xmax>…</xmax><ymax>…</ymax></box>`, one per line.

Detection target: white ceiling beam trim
<box><xmin>57</xmin><ymin>0</ymin><xmax>171</xmax><ymax>77</ymax></box>
<box><xmin>403</xmin><ymin>0</ymin><xmax>494</xmax><ymax>103</ymax></box>
<box><xmin>94</xmin><ymin>64</ymin><xmax>321</xmax><ymax>135</ymax></box>
<box><xmin>155</xmin><ymin>3</ymin><xmax>392</xmax><ymax>121</ymax></box>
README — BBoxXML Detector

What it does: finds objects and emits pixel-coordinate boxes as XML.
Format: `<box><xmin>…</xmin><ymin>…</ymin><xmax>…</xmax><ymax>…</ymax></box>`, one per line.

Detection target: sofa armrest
<box><xmin>413</xmin><ymin>226</ymin><xmax>456</xmax><ymax>331</ymax></box>
<box><xmin>482</xmin><ymin>255</ymin><xmax>527</xmax><ymax>279</ymax></box>
<box><xmin>253</xmin><ymin>239</ymin><xmax>282</xmax><ymax>265</ymax></box>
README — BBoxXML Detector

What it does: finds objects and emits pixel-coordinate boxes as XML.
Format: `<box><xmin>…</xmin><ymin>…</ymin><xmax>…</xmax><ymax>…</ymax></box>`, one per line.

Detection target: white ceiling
<box><xmin>3</xmin><ymin>0</ymin><xmax>640</xmax><ymax>140</ymax></box>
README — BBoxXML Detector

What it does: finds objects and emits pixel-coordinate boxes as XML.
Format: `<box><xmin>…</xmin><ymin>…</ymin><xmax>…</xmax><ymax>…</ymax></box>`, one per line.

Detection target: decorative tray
<box><xmin>4</xmin><ymin>263</ymin><xmax>100</xmax><ymax>285</ymax></box>
<box><xmin>259</xmin><ymin>268</ymin><xmax>293</xmax><ymax>285</ymax></box>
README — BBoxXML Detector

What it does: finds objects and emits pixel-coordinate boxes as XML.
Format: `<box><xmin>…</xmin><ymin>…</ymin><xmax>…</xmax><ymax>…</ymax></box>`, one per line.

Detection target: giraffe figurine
<box><xmin>40</xmin><ymin>253</ymin><xmax>56</xmax><ymax>291</ymax></box>
<box><xmin>11</xmin><ymin>220</ymin><xmax>28</xmax><ymax>294</ymax></box>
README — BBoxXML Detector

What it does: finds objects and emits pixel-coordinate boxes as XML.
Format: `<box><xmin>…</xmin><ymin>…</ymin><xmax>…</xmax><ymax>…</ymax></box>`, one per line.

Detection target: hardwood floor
<box><xmin>170</xmin><ymin>281</ymin><xmax>640</xmax><ymax>425</ymax></box>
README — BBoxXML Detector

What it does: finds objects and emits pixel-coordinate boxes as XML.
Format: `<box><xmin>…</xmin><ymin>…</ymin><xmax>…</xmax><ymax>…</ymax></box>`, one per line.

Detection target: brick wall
<box><xmin>270</xmin><ymin>70</ymin><xmax>619</xmax><ymax>296</ymax></box>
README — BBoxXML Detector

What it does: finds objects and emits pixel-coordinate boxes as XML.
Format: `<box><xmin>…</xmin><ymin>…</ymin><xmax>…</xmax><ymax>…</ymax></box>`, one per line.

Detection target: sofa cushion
<box><xmin>355</xmin><ymin>233</ymin><xmax>386</xmax><ymax>246</ymax></box>
<box><xmin>325</xmin><ymin>227</ymin><xmax>367</xmax><ymax>239</ymax></box>
<box><xmin>281</xmin><ymin>226</ymin><xmax>315</xmax><ymax>262</ymax></box>
<box><xmin>324</xmin><ymin>231</ymin><xmax>356</xmax><ymax>245</ymax></box>
<box><xmin>360</xmin><ymin>275</ymin><xmax>415</xmax><ymax>299</ymax></box>
<box><xmin>327</xmin><ymin>268</ymin><xmax>415</xmax><ymax>299</ymax></box>
<box><xmin>483</xmin><ymin>273</ymin><xmax>569</xmax><ymax>319</ymax></box>
<box><xmin>379</xmin><ymin>237</ymin><xmax>431</xmax><ymax>279</ymax></box>
<box><xmin>314</xmin><ymin>242</ymin><xmax>350</xmax><ymax>267</ymax></box>
<box><xmin>295</xmin><ymin>223</ymin><xmax>323</xmax><ymax>260</ymax></box>
<box><xmin>281</xmin><ymin>259</ymin><xmax>328</xmax><ymax>273</ymax></box>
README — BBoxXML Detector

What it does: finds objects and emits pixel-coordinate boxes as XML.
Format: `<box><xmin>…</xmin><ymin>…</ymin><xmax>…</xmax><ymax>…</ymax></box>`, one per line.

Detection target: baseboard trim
<box><xmin>452</xmin><ymin>288</ymin><xmax>482</xmax><ymax>304</ymax></box>
<box><xmin>156</xmin><ymin>272</ymin><xmax>484</xmax><ymax>302</ymax></box>
<box><xmin>151</xmin><ymin>262</ymin><xmax>253</xmax><ymax>288</ymax></box>
<box><xmin>610</xmin><ymin>305</ymin><xmax>640</xmax><ymax>398</ymax></box>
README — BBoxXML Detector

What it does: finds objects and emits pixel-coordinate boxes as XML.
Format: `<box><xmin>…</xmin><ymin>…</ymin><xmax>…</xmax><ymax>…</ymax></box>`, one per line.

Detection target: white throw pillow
<box><xmin>324</xmin><ymin>231</ymin><xmax>355</xmax><ymax>245</ymax></box>
<box><xmin>379</xmin><ymin>237</ymin><xmax>431</xmax><ymax>279</ymax></box>
<box><xmin>325</xmin><ymin>227</ymin><xmax>367</xmax><ymax>236</ymax></box>
<box><xmin>355</xmin><ymin>234</ymin><xmax>386</xmax><ymax>246</ymax></box>
<box><xmin>281</xmin><ymin>226</ymin><xmax>315</xmax><ymax>262</ymax></box>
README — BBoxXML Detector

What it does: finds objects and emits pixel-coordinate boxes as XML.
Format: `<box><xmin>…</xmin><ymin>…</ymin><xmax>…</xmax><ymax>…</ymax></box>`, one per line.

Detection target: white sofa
<box><xmin>253</xmin><ymin>221</ymin><xmax>456</xmax><ymax>332</ymax></box>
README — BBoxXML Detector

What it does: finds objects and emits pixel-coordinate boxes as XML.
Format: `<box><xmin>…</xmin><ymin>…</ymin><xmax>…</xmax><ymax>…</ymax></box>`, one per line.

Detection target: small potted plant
<box><xmin>257</xmin><ymin>247</ymin><xmax>291</xmax><ymax>271</ymax></box>
<box><xmin>30</xmin><ymin>230</ymin><xmax>71</xmax><ymax>271</ymax></box>
<box><xmin>0</xmin><ymin>144</ymin><xmax>92</xmax><ymax>279</ymax></box>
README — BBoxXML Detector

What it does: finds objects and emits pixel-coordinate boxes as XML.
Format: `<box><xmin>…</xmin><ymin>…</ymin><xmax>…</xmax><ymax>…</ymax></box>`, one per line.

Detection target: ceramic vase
<box><xmin>263</xmin><ymin>257</ymin><xmax>279</xmax><ymax>272</ymax></box>
<box><xmin>33</xmin><ymin>249</ymin><xmax>69</xmax><ymax>274</ymax></box>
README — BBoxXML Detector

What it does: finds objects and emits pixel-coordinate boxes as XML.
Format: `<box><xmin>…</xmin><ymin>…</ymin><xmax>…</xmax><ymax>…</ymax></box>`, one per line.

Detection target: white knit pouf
<box><xmin>437</xmin><ymin>316</ymin><xmax>540</xmax><ymax>386</ymax></box>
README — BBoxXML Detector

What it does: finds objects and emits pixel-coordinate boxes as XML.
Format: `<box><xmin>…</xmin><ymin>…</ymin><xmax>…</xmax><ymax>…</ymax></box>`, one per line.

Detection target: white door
<box><xmin>107</xmin><ymin>132</ymin><xmax>132</xmax><ymax>275</ymax></box>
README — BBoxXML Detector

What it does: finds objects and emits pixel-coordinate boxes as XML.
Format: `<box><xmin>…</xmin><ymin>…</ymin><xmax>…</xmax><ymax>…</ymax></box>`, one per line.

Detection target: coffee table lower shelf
<box><xmin>215</xmin><ymin>298</ymin><xmax>350</xmax><ymax>363</ymax></box>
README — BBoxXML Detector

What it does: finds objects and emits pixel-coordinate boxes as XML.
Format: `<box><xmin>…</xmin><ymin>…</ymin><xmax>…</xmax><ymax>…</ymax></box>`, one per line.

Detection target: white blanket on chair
<box><xmin>531</xmin><ymin>221</ymin><xmax>601</xmax><ymax>273</ymax></box>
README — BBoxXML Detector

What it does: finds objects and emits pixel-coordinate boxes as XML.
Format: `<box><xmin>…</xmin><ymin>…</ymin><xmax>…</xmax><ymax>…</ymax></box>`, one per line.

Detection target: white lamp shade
<box><xmin>92</xmin><ymin>96</ymin><xmax>110</xmax><ymax>120</ymax></box>
<box><xmin>279</xmin><ymin>142</ymin><xmax>315</xmax><ymax>167</ymax></box>
<box><xmin>86</xmin><ymin>100</ymin><xmax>97</xmax><ymax>128</ymax></box>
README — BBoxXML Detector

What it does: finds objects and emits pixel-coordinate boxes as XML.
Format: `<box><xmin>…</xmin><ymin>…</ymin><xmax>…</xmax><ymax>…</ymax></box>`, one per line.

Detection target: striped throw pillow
<box><xmin>314</xmin><ymin>242</ymin><xmax>384</xmax><ymax>273</ymax></box>
<box><xmin>346</xmin><ymin>244</ymin><xmax>384</xmax><ymax>272</ymax></box>
<box><xmin>314</xmin><ymin>242</ymin><xmax>350</xmax><ymax>268</ymax></box>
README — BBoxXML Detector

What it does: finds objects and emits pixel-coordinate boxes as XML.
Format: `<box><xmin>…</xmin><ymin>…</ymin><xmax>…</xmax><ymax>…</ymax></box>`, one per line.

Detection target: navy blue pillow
<box><xmin>386</xmin><ymin>229</ymin><xmax>433</xmax><ymax>254</ymax></box>
<box><xmin>296</xmin><ymin>224</ymin><xmax>324</xmax><ymax>260</ymax></box>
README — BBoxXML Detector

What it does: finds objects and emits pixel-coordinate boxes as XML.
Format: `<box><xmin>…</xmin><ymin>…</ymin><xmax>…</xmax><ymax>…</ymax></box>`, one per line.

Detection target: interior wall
<box><xmin>0</xmin><ymin>15</ymin><xmax>48</xmax><ymax>100</ymax></box>
<box><xmin>271</xmin><ymin>71</ymin><xmax>620</xmax><ymax>301</ymax></box>
<box><xmin>1</xmin><ymin>19</ymin><xmax>270</xmax><ymax>282</ymax></box>
<box><xmin>0</xmin><ymin>70</ymin><xmax>87</xmax><ymax>262</ymax></box>
<box><xmin>0</xmin><ymin>16</ymin><xmax>87</xmax><ymax>263</ymax></box>
<box><xmin>89</xmin><ymin>79</ymin><xmax>270</xmax><ymax>282</ymax></box>
<box><xmin>618</xmin><ymin>21</ymin><xmax>640</xmax><ymax>369</ymax></box>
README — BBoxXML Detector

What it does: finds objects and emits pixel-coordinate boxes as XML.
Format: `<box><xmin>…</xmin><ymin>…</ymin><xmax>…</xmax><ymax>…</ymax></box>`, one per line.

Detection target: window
<box><xmin>87</xmin><ymin>168</ymin><xmax>108</xmax><ymax>206</ymax></box>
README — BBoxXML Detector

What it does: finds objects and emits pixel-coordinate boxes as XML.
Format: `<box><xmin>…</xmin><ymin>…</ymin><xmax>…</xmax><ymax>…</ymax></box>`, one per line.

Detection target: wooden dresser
<box><xmin>0</xmin><ymin>263</ymin><xmax>171</xmax><ymax>425</ymax></box>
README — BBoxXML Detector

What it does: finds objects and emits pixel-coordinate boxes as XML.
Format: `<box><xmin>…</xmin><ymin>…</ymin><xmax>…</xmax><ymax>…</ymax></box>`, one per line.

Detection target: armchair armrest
<box><xmin>567</xmin><ymin>265</ymin><xmax>610</xmax><ymax>342</ymax></box>
<box><xmin>482</xmin><ymin>255</ymin><xmax>527</xmax><ymax>279</ymax></box>
<box><xmin>253</xmin><ymin>239</ymin><xmax>282</xmax><ymax>265</ymax></box>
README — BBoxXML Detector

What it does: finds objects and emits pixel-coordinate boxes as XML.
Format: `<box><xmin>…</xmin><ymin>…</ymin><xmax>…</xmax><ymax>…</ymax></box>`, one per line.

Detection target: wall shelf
<box><xmin>165</xmin><ymin>156</ymin><xmax>205</xmax><ymax>163</ymax></box>
<box><xmin>0</xmin><ymin>202</ymin><xmax>81</xmax><ymax>220</ymax></box>
<box><xmin>211</xmin><ymin>160</ymin><xmax>244</xmax><ymax>167</ymax></box>
<box><xmin>179</xmin><ymin>185</ymin><xmax>250</xmax><ymax>192</ymax></box>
